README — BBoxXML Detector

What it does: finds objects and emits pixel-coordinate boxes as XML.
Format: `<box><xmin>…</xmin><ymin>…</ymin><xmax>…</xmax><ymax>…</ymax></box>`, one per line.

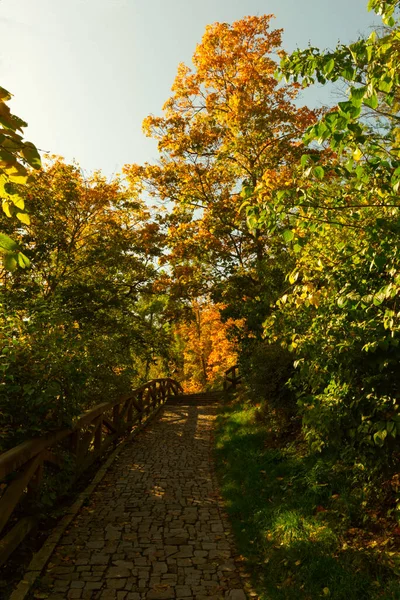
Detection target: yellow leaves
<box><xmin>0</xmin><ymin>86</ymin><xmax>12</xmax><ymax>102</ymax></box>
<box><xmin>353</xmin><ymin>147</ymin><xmax>363</xmax><ymax>161</ymax></box>
<box><xmin>323</xmin><ymin>587</ymin><xmax>330</xmax><ymax>596</ymax></box>
<box><xmin>175</xmin><ymin>301</ymin><xmax>242</xmax><ymax>392</ymax></box>
<box><xmin>308</xmin><ymin>292</ymin><xmax>320</xmax><ymax>308</ymax></box>
<box><xmin>2</xmin><ymin>199</ymin><xmax>12</xmax><ymax>217</ymax></box>
<box><xmin>16</xmin><ymin>211</ymin><xmax>30</xmax><ymax>225</ymax></box>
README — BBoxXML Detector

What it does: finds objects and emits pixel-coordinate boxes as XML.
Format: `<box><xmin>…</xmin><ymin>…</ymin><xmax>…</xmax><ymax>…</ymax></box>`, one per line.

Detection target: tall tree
<box><xmin>0</xmin><ymin>158</ymin><xmax>175</xmax><ymax>449</ymax></box>
<box><xmin>248</xmin><ymin>0</ymin><xmax>400</xmax><ymax>456</ymax></box>
<box><xmin>124</xmin><ymin>15</ymin><xmax>318</xmax><ymax>307</ymax></box>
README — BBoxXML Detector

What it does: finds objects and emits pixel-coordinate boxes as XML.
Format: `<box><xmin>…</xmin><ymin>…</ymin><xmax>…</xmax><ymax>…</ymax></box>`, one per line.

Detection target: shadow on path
<box><xmin>34</xmin><ymin>405</ymin><xmax>245</xmax><ymax>600</ymax></box>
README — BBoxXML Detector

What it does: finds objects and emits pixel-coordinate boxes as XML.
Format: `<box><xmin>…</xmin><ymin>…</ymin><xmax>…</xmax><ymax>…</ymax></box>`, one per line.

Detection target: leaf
<box><xmin>373</xmin><ymin>429</ymin><xmax>387</xmax><ymax>446</ymax></box>
<box><xmin>0</xmin><ymin>147</ymin><xmax>16</xmax><ymax>165</ymax></box>
<box><xmin>364</xmin><ymin>92</ymin><xmax>378</xmax><ymax>109</ymax></box>
<box><xmin>16</xmin><ymin>211</ymin><xmax>30</xmax><ymax>225</ymax></box>
<box><xmin>0</xmin><ymin>233</ymin><xmax>18</xmax><ymax>252</ymax></box>
<box><xmin>8</xmin><ymin>172</ymin><xmax>28</xmax><ymax>185</ymax></box>
<box><xmin>342</xmin><ymin>66</ymin><xmax>355</xmax><ymax>80</ymax></box>
<box><xmin>283</xmin><ymin>230</ymin><xmax>294</xmax><ymax>243</ymax></box>
<box><xmin>324</xmin><ymin>58</ymin><xmax>335</xmax><ymax>75</ymax></box>
<box><xmin>378</xmin><ymin>77</ymin><xmax>393</xmax><ymax>93</ymax></box>
<box><xmin>3</xmin><ymin>252</ymin><xmax>17</xmax><ymax>271</ymax></box>
<box><xmin>350</xmin><ymin>86</ymin><xmax>367</xmax><ymax>106</ymax></box>
<box><xmin>21</xmin><ymin>142</ymin><xmax>41</xmax><ymax>169</ymax></box>
<box><xmin>11</xmin><ymin>194</ymin><xmax>24</xmax><ymax>210</ymax></box>
<box><xmin>313</xmin><ymin>166</ymin><xmax>325</xmax><ymax>180</ymax></box>
<box><xmin>17</xmin><ymin>252</ymin><xmax>30</xmax><ymax>268</ymax></box>
<box><xmin>300</xmin><ymin>154</ymin><xmax>310</xmax><ymax>168</ymax></box>
<box><xmin>0</xmin><ymin>87</ymin><xmax>12</xmax><ymax>102</ymax></box>
<box><xmin>2</xmin><ymin>199</ymin><xmax>13</xmax><ymax>217</ymax></box>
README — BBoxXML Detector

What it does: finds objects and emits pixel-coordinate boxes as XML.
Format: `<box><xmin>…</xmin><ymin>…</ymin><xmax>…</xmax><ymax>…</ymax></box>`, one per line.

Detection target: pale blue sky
<box><xmin>0</xmin><ymin>0</ymin><xmax>379</xmax><ymax>177</ymax></box>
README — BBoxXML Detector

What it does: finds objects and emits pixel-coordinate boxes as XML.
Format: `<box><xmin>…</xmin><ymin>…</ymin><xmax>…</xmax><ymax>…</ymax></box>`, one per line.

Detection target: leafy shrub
<box><xmin>240</xmin><ymin>340</ymin><xmax>296</xmax><ymax>415</ymax></box>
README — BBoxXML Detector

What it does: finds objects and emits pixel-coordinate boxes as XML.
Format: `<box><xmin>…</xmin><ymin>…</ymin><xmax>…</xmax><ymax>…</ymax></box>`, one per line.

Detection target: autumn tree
<box><xmin>0</xmin><ymin>157</ymin><xmax>175</xmax><ymax>449</ymax></box>
<box><xmin>173</xmin><ymin>301</ymin><xmax>242</xmax><ymax>392</ymax></box>
<box><xmin>124</xmin><ymin>15</ymin><xmax>319</xmax><ymax>316</ymax></box>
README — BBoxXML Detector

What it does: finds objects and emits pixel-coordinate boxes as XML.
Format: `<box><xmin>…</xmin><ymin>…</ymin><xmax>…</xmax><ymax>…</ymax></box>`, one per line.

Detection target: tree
<box><xmin>0</xmin><ymin>85</ymin><xmax>41</xmax><ymax>269</ymax></box>
<box><xmin>0</xmin><ymin>157</ymin><xmax>176</xmax><ymax>450</ymax></box>
<box><xmin>174</xmin><ymin>301</ymin><xmax>242</xmax><ymax>392</ymax></box>
<box><xmin>124</xmin><ymin>15</ymin><xmax>318</xmax><ymax>307</ymax></box>
<box><xmin>248</xmin><ymin>0</ymin><xmax>400</xmax><ymax>457</ymax></box>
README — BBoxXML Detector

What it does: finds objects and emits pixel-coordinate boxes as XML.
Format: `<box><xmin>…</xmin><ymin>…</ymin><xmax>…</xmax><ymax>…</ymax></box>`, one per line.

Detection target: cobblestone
<box><xmin>38</xmin><ymin>405</ymin><xmax>246</xmax><ymax>599</ymax></box>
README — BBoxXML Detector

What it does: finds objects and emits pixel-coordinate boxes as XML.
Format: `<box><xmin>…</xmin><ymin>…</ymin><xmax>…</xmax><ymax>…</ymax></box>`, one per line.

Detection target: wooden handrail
<box><xmin>223</xmin><ymin>364</ymin><xmax>242</xmax><ymax>392</ymax></box>
<box><xmin>0</xmin><ymin>376</ymin><xmax>182</xmax><ymax>567</ymax></box>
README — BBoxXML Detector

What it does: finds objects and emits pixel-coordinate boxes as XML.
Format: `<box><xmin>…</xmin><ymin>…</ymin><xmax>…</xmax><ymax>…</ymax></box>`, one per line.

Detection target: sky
<box><xmin>0</xmin><ymin>0</ymin><xmax>380</xmax><ymax>178</ymax></box>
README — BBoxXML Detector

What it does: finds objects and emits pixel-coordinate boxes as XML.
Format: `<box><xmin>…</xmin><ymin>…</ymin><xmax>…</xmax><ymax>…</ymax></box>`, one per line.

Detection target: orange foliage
<box><xmin>175</xmin><ymin>302</ymin><xmax>243</xmax><ymax>393</ymax></box>
<box><xmin>124</xmin><ymin>15</ymin><xmax>320</xmax><ymax>298</ymax></box>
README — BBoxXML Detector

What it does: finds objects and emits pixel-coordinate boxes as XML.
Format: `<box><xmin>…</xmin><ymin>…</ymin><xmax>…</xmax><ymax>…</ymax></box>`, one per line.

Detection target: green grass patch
<box><xmin>214</xmin><ymin>396</ymin><xmax>400</xmax><ymax>600</ymax></box>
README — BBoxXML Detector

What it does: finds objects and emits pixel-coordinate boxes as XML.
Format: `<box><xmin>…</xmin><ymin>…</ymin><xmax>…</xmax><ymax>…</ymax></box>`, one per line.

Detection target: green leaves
<box><xmin>0</xmin><ymin>233</ymin><xmax>18</xmax><ymax>252</ymax></box>
<box><xmin>0</xmin><ymin>233</ymin><xmax>30</xmax><ymax>271</ymax></box>
<box><xmin>0</xmin><ymin>86</ymin><xmax>41</xmax><ymax>269</ymax></box>
<box><xmin>313</xmin><ymin>166</ymin><xmax>325</xmax><ymax>180</ymax></box>
<box><xmin>368</xmin><ymin>0</ymin><xmax>398</xmax><ymax>26</ymax></box>
<box><xmin>323</xmin><ymin>58</ymin><xmax>335</xmax><ymax>75</ymax></box>
<box><xmin>3</xmin><ymin>253</ymin><xmax>17</xmax><ymax>271</ymax></box>
<box><xmin>17</xmin><ymin>252</ymin><xmax>30</xmax><ymax>268</ymax></box>
<box><xmin>21</xmin><ymin>142</ymin><xmax>41</xmax><ymax>170</ymax></box>
<box><xmin>363</xmin><ymin>92</ymin><xmax>378</xmax><ymax>109</ymax></box>
<box><xmin>283</xmin><ymin>229</ymin><xmax>295</xmax><ymax>243</ymax></box>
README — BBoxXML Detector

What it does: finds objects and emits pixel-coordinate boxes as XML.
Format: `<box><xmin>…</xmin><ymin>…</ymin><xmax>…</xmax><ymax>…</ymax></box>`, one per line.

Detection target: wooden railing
<box><xmin>0</xmin><ymin>377</ymin><xmax>182</xmax><ymax>567</ymax></box>
<box><xmin>223</xmin><ymin>364</ymin><xmax>242</xmax><ymax>392</ymax></box>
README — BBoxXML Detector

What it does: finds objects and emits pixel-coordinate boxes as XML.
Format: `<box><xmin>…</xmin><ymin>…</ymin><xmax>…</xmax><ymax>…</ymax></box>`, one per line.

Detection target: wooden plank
<box><xmin>113</xmin><ymin>404</ymin><xmax>120</xmax><ymax>430</ymax></box>
<box><xmin>77</xmin><ymin>429</ymin><xmax>95</xmax><ymax>463</ymax></box>
<box><xmin>94</xmin><ymin>417</ymin><xmax>102</xmax><ymax>452</ymax></box>
<box><xmin>28</xmin><ymin>461</ymin><xmax>44</xmax><ymax>496</ymax></box>
<box><xmin>127</xmin><ymin>401</ymin><xmax>133</xmax><ymax>423</ymax></box>
<box><xmin>119</xmin><ymin>397</ymin><xmax>133</xmax><ymax>424</ymax></box>
<box><xmin>103</xmin><ymin>417</ymin><xmax>118</xmax><ymax>433</ymax></box>
<box><xmin>0</xmin><ymin>429</ymin><xmax>70</xmax><ymax>480</ymax></box>
<box><xmin>0</xmin><ymin>454</ymin><xmax>42</xmax><ymax>535</ymax></box>
<box><xmin>75</xmin><ymin>402</ymin><xmax>112</xmax><ymax>427</ymax></box>
<box><xmin>77</xmin><ymin>433</ymin><xmax>117</xmax><ymax>474</ymax></box>
<box><xmin>0</xmin><ymin>516</ymin><xmax>37</xmax><ymax>568</ymax></box>
<box><xmin>42</xmin><ymin>450</ymin><xmax>64</xmax><ymax>469</ymax></box>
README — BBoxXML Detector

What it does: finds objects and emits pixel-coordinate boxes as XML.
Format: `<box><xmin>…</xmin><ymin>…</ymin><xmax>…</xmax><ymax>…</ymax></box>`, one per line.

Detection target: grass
<box><xmin>214</xmin><ymin>394</ymin><xmax>400</xmax><ymax>600</ymax></box>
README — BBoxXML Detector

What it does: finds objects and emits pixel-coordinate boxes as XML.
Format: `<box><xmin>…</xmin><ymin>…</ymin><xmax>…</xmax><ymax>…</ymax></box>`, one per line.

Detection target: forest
<box><xmin>0</xmin><ymin>0</ymin><xmax>399</xmax><ymax>598</ymax></box>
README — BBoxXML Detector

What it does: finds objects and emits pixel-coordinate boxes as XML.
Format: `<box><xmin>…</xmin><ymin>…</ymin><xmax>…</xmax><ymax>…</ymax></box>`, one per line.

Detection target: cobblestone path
<box><xmin>37</xmin><ymin>405</ymin><xmax>246</xmax><ymax>600</ymax></box>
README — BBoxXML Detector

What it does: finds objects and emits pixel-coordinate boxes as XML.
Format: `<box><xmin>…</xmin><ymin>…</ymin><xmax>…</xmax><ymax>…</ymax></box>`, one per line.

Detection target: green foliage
<box><xmin>0</xmin><ymin>157</ymin><xmax>176</xmax><ymax>452</ymax></box>
<box><xmin>239</xmin><ymin>340</ymin><xmax>296</xmax><ymax>417</ymax></box>
<box><xmin>237</xmin><ymin>1</ymin><xmax>400</xmax><ymax>479</ymax></box>
<box><xmin>215</xmin><ymin>397</ymin><xmax>400</xmax><ymax>600</ymax></box>
<box><xmin>0</xmin><ymin>86</ymin><xmax>41</xmax><ymax>270</ymax></box>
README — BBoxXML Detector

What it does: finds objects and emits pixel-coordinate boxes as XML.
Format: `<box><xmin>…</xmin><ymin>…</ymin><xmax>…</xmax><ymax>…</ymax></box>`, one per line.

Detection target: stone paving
<box><xmin>37</xmin><ymin>405</ymin><xmax>246</xmax><ymax>600</ymax></box>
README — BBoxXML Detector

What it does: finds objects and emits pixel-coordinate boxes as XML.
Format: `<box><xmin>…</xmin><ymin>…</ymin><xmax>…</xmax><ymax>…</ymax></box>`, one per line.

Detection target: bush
<box><xmin>239</xmin><ymin>340</ymin><xmax>296</xmax><ymax>416</ymax></box>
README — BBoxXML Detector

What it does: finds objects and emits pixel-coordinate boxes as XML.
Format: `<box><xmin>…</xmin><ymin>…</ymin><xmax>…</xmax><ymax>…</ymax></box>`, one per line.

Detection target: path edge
<box><xmin>210</xmin><ymin>414</ymin><xmax>254</xmax><ymax>600</ymax></box>
<box><xmin>8</xmin><ymin>404</ymin><xmax>165</xmax><ymax>600</ymax></box>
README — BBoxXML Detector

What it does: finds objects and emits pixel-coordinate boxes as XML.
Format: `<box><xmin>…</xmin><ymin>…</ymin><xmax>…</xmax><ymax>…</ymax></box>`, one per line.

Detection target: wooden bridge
<box><xmin>0</xmin><ymin>366</ymin><xmax>242</xmax><ymax>580</ymax></box>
